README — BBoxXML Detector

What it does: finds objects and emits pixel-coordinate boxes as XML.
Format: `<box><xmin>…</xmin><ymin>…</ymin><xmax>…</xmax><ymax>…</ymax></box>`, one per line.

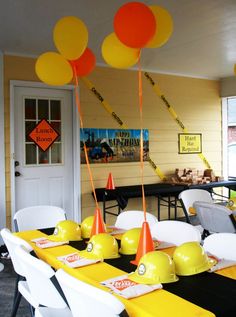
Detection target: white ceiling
<box><xmin>1</xmin><ymin>0</ymin><xmax>236</xmax><ymax>79</ymax></box>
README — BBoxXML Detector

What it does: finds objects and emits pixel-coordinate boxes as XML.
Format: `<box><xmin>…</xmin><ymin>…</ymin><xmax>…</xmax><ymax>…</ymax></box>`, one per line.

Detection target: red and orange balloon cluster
<box><xmin>102</xmin><ymin>2</ymin><xmax>173</xmax><ymax>69</ymax></box>
<box><xmin>35</xmin><ymin>16</ymin><xmax>96</xmax><ymax>86</ymax></box>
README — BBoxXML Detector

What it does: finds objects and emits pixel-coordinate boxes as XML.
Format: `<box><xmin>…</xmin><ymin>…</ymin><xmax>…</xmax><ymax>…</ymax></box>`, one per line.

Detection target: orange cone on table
<box><xmin>90</xmin><ymin>207</ymin><xmax>106</xmax><ymax>237</ymax></box>
<box><xmin>130</xmin><ymin>221</ymin><xmax>154</xmax><ymax>265</ymax></box>
<box><xmin>106</xmin><ymin>172</ymin><xmax>115</xmax><ymax>190</ymax></box>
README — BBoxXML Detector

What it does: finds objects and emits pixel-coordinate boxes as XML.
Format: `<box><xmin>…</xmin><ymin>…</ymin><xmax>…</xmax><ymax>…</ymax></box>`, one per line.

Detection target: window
<box><xmin>223</xmin><ymin>97</ymin><xmax>236</xmax><ymax>178</ymax></box>
<box><xmin>24</xmin><ymin>98</ymin><xmax>62</xmax><ymax>165</ymax></box>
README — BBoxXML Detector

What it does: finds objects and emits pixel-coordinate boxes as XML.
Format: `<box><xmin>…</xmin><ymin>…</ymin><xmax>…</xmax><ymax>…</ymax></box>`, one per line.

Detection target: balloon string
<box><xmin>73</xmin><ymin>66</ymin><xmax>99</xmax><ymax>211</ymax></box>
<box><xmin>138</xmin><ymin>53</ymin><xmax>147</xmax><ymax>222</ymax></box>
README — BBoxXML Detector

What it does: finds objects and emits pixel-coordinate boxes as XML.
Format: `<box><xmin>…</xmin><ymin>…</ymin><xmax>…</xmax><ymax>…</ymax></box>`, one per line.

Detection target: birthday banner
<box><xmin>80</xmin><ymin>128</ymin><xmax>149</xmax><ymax>163</ymax></box>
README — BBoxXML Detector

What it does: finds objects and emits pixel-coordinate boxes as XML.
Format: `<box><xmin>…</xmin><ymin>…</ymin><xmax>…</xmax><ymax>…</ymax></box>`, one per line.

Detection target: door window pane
<box><xmin>51</xmin><ymin>121</ymin><xmax>61</xmax><ymax>142</ymax></box>
<box><xmin>25</xmin><ymin>121</ymin><xmax>36</xmax><ymax>142</ymax></box>
<box><xmin>39</xmin><ymin>148</ymin><xmax>50</xmax><ymax>164</ymax></box>
<box><xmin>38</xmin><ymin>99</ymin><xmax>49</xmax><ymax>119</ymax></box>
<box><xmin>26</xmin><ymin>144</ymin><xmax>37</xmax><ymax>164</ymax></box>
<box><xmin>25</xmin><ymin>99</ymin><xmax>36</xmax><ymax>119</ymax></box>
<box><xmin>51</xmin><ymin>143</ymin><xmax>62</xmax><ymax>163</ymax></box>
<box><xmin>51</xmin><ymin>100</ymin><xmax>61</xmax><ymax>120</ymax></box>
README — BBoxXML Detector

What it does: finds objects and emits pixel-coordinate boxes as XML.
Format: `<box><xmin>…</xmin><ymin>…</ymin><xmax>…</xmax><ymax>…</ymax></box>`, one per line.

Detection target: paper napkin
<box><xmin>57</xmin><ymin>252</ymin><xmax>100</xmax><ymax>268</ymax></box>
<box><xmin>101</xmin><ymin>274</ymin><xmax>162</xmax><ymax>299</ymax></box>
<box><xmin>207</xmin><ymin>254</ymin><xmax>236</xmax><ymax>272</ymax></box>
<box><xmin>31</xmin><ymin>237</ymin><xmax>69</xmax><ymax>249</ymax></box>
<box><xmin>107</xmin><ymin>226</ymin><xmax>127</xmax><ymax>235</ymax></box>
<box><xmin>154</xmin><ymin>240</ymin><xmax>176</xmax><ymax>250</ymax></box>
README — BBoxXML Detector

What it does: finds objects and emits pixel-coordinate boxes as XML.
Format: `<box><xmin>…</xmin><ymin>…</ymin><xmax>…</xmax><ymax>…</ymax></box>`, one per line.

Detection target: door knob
<box><xmin>15</xmin><ymin>171</ymin><xmax>21</xmax><ymax>177</ymax></box>
<box><xmin>15</xmin><ymin>161</ymin><xmax>20</xmax><ymax>167</ymax></box>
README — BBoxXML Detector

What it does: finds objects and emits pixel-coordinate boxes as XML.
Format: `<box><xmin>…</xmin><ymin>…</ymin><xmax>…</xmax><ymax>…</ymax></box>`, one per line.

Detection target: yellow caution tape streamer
<box><xmin>81</xmin><ymin>76</ymin><xmax>166</xmax><ymax>180</ymax></box>
<box><xmin>81</xmin><ymin>77</ymin><xmax>127</xmax><ymax>129</ymax></box>
<box><xmin>144</xmin><ymin>72</ymin><xmax>212</xmax><ymax>169</ymax></box>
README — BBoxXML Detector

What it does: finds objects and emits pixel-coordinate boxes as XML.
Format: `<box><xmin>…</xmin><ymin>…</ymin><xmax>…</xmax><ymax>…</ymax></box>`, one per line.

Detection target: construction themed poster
<box><xmin>80</xmin><ymin>128</ymin><xmax>149</xmax><ymax>163</ymax></box>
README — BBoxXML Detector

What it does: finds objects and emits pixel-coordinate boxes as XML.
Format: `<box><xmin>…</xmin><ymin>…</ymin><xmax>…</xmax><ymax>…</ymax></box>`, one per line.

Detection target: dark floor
<box><xmin>0</xmin><ymin>258</ymin><xmax>31</xmax><ymax>317</ymax></box>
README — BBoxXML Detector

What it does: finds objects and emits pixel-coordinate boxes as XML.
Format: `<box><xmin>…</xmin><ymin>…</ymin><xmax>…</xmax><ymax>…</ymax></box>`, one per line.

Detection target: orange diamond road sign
<box><xmin>29</xmin><ymin>119</ymin><xmax>59</xmax><ymax>152</ymax></box>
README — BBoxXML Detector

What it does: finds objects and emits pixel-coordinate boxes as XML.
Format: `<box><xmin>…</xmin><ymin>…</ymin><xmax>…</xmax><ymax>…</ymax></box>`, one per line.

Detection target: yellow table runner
<box><xmin>16</xmin><ymin>230</ymin><xmax>220</xmax><ymax>317</ymax></box>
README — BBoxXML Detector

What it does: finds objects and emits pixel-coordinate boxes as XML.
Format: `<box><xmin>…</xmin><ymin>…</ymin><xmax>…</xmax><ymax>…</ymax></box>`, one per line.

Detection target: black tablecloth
<box><xmin>94</xmin><ymin>180</ymin><xmax>236</xmax><ymax>210</ymax></box>
<box><xmin>95</xmin><ymin>183</ymin><xmax>186</xmax><ymax>202</ymax></box>
<box><xmin>40</xmin><ymin>229</ymin><xmax>236</xmax><ymax>317</ymax></box>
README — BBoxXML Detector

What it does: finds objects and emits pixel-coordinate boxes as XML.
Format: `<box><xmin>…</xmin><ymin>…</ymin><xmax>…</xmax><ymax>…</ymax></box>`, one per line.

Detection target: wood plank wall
<box><xmin>80</xmin><ymin>67</ymin><xmax>221</xmax><ymax>223</ymax></box>
<box><xmin>3</xmin><ymin>55</ymin><xmax>221</xmax><ymax>226</ymax></box>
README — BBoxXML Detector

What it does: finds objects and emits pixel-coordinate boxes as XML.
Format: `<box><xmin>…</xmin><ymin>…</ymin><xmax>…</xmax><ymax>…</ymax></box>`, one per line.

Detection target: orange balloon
<box><xmin>70</xmin><ymin>48</ymin><xmax>96</xmax><ymax>77</ymax></box>
<box><xmin>114</xmin><ymin>2</ymin><xmax>156</xmax><ymax>48</ymax></box>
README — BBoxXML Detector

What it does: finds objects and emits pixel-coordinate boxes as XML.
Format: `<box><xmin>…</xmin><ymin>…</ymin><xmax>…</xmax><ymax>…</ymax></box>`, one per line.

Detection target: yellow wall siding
<box><xmin>3</xmin><ymin>55</ymin><xmax>221</xmax><ymax>225</ymax></box>
<box><xmin>80</xmin><ymin>69</ymin><xmax>221</xmax><ymax>221</ymax></box>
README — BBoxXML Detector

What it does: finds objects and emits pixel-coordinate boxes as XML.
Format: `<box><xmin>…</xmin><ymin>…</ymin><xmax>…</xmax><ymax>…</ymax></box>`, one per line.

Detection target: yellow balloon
<box><xmin>53</xmin><ymin>16</ymin><xmax>88</xmax><ymax>60</ymax></box>
<box><xmin>102</xmin><ymin>33</ymin><xmax>140</xmax><ymax>69</ymax></box>
<box><xmin>35</xmin><ymin>52</ymin><xmax>73</xmax><ymax>86</ymax></box>
<box><xmin>146</xmin><ymin>6</ymin><xmax>173</xmax><ymax>48</ymax></box>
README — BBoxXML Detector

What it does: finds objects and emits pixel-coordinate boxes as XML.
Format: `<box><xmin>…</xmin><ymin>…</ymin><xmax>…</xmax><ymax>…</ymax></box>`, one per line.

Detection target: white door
<box><xmin>13</xmin><ymin>86</ymin><xmax>74</xmax><ymax>220</ymax></box>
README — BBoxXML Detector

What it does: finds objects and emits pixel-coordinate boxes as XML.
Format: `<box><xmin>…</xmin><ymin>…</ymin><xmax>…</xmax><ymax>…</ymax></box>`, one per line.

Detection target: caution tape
<box><xmin>81</xmin><ymin>77</ymin><xmax>127</xmax><ymax>129</ymax></box>
<box><xmin>144</xmin><ymin>72</ymin><xmax>212</xmax><ymax>169</ymax></box>
<box><xmin>81</xmin><ymin>76</ymin><xmax>166</xmax><ymax>180</ymax></box>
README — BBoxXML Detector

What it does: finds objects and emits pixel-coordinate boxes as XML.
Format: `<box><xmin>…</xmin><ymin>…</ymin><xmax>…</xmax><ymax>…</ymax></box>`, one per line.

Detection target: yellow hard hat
<box><xmin>227</xmin><ymin>197</ymin><xmax>236</xmax><ymax>211</ymax></box>
<box><xmin>119</xmin><ymin>228</ymin><xmax>141</xmax><ymax>255</ymax></box>
<box><xmin>81</xmin><ymin>216</ymin><xmax>95</xmax><ymax>239</ymax></box>
<box><xmin>129</xmin><ymin>251</ymin><xmax>179</xmax><ymax>284</ymax></box>
<box><xmin>79</xmin><ymin>233</ymin><xmax>120</xmax><ymax>260</ymax></box>
<box><xmin>49</xmin><ymin>220</ymin><xmax>82</xmax><ymax>241</ymax></box>
<box><xmin>173</xmin><ymin>242</ymin><xmax>216</xmax><ymax>276</ymax></box>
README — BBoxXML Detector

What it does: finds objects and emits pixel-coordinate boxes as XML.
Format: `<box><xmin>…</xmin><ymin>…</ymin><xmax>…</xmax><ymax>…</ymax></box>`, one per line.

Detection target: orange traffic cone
<box><xmin>106</xmin><ymin>172</ymin><xmax>115</xmax><ymax>190</ymax></box>
<box><xmin>90</xmin><ymin>207</ymin><xmax>106</xmax><ymax>237</ymax></box>
<box><xmin>130</xmin><ymin>221</ymin><xmax>154</xmax><ymax>265</ymax></box>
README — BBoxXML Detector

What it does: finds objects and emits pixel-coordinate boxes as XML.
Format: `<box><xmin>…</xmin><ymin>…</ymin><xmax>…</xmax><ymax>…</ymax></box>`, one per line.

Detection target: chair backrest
<box><xmin>203</xmin><ymin>233</ymin><xmax>236</xmax><ymax>261</ymax></box>
<box><xmin>114</xmin><ymin>210</ymin><xmax>158</xmax><ymax>230</ymax></box>
<box><xmin>0</xmin><ymin>228</ymin><xmax>33</xmax><ymax>276</ymax></box>
<box><xmin>56</xmin><ymin>268</ymin><xmax>127</xmax><ymax>317</ymax></box>
<box><xmin>193</xmin><ymin>201</ymin><xmax>236</xmax><ymax>233</ymax></box>
<box><xmin>0</xmin><ymin>262</ymin><xmax>4</xmax><ymax>272</ymax></box>
<box><xmin>14</xmin><ymin>205</ymin><xmax>66</xmax><ymax>231</ymax></box>
<box><xmin>179</xmin><ymin>189</ymin><xmax>213</xmax><ymax>216</ymax></box>
<box><xmin>14</xmin><ymin>245</ymin><xmax>68</xmax><ymax>309</ymax></box>
<box><xmin>151</xmin><ymin>220</ymin><xmax>201</xmax><ymax>245</ymax></box>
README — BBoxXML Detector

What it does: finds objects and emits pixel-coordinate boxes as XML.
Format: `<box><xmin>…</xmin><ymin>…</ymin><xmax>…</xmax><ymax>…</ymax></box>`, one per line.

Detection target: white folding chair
<box><xmin>178</xmin><ymin>189</ymin><xmax>213</xmax><ymax>223</ymax></box>
<box><xmin>14</xmin><ymin>245</ymin><xmax>72</xmax><ymax>317</ymax></box>
<box><xmin>0</xmin><ymin>262</ymin><xmax>4</xmax><ymax>272</ymax></box>
<box><xmin>193</xmin><ymin>201</ymin><xmax>236</xmax><ymax>236</ymax></box>
<box><xmin>203</xmin><ymin>233</ymin><xmax>236</xmax><ymax>261</ymax></box>
<box><xmin>56</xmin><ymin>268</ymin><xmax>129</xmax><ymax>317</ymax></box>
<box><xmin>0</xmin><ymin>228</ymin><xmax>37</xmax><ymax>317</ymax></box>
<box><xmin>34</xmin><ymin>307</ymin><xmax>70</xmax><ymax>317</ymax></box>
<box><xmin>13</xmin><ymin>205</ymin><xmax>66</xmax><ymax>231</ymax></box>
<box><xmin>151</xmin><ymin>220</ymin><xmax>201</xmax><ymax>246</ymax></box>
<box><xmin>114</xmin><ymin>210</ymin><xmax>158</xmax><ymax>230</ymax></box>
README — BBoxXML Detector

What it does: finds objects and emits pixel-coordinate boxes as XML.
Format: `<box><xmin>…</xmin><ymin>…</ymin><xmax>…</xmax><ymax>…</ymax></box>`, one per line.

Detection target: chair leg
<box><xmin>201</xmin><ymin>229</ymin><xmax>210</xmax><ymax>240</ymax></box>
<box><xmin>10</xmin><ymin>274</ymin><xmax>22</xmax><ymax>317</ymax></box>
<box><xmin>29</xmin><ymin>304</ymin><xmax>35</xmax><ymax>317</ymax></box>
<box><xmin>12</xmin><ymin>275</ymin><xmax>20</xmax><ymax>306</ymax></box>
<box><xmin>10</xmin><ymin>290</ymin><xmax>22</xmax><ymax>317</ymax></box>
